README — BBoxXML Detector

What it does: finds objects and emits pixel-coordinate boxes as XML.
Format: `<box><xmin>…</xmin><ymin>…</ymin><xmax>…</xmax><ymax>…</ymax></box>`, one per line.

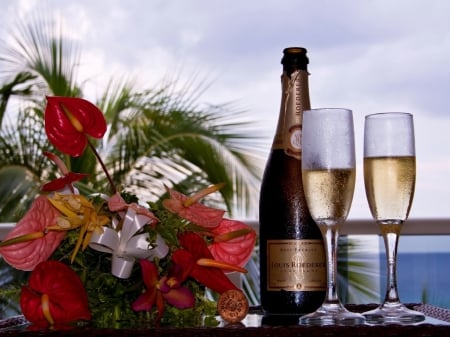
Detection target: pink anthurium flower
<box><xmin>41</xmin><ymin>152</ymin><xmax>88</xmax><ymax>192</ymax></box>
<box><xmin>44</xmin><ymin>96</ymin><xmax>107</xmax><ymax>157</ymax></box>
<box><xmin>208</xmin><ymin>219</ymin><xmax>257</xmax><ymax>268</ymax></box>
<box><xmin>172</xmin><ymin>232</ymin><xmax>246</xmax><ymax>294</ymax></box>
<box><xmin>0</xmin><ymin>196</ymin><xmax>65</xmax><ymax>271</ymax></box>
<box><xmin>20</xmin><ymin>260</ymin><xmax>91</xmax><ymax>327</ymax></box>
<box><xmin>162</xmin><ymin>184</ymin><xmax>225</xmax><ymax>228</ymax></box>
<box><xmin>108</xmin><ymin>192</ymin><xmax>159</xmax><ymax>227</ymax></box>
<box><xmin>132</xmin><ymin>259</ymin><xmax>195</xmax><ymax>324</ymax></box>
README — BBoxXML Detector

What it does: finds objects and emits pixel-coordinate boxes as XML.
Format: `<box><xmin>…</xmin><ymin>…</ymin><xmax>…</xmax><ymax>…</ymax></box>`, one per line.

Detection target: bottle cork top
<box><xmin>283</xmin><ymin>47</ymin><xmax>307</xmax><ymax>54</ymax></box>
<box><xmin>281</xmin><ymin>47</ymin><xmax>309</xmax><ymax>74</ymax></box>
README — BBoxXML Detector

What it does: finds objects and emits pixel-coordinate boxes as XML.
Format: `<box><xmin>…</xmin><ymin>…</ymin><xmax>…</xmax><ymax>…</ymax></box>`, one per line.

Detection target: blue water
<box><xmin>380</xmin><ymin>252</ymin><xmax>450</xmax><ymax>309</ymax></box>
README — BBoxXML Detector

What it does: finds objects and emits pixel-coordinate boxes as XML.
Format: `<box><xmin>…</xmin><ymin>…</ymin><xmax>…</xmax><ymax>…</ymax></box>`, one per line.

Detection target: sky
<box><xmin>1</xmin><ymin>0</ymin><xmax>450</xmax><ymax>221</ymax></box>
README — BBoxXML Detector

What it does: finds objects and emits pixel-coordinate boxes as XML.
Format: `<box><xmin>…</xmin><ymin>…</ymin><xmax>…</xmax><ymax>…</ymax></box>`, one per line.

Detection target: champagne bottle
<box><xmin>259</xmin><ymin>47</ymin><xmax>326</xmax><ymax>314</ymax></box>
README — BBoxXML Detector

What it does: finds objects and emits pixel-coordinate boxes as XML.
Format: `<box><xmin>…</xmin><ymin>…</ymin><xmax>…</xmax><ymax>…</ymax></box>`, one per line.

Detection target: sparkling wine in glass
<box><xmin>299</xmin><ymin>108</ymin><xmax>365</xmax><ymax>326</ymax></box>
<box><xmin>363</xmin><ymin>112</ymin><xmax>425</xmax><ymax>324</ymax></box>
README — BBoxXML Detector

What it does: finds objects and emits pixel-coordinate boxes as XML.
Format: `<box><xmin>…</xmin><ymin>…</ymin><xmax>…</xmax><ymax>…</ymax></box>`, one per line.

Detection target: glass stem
<box><xmin>321</xmin><ymin>226</ymin><xmax>340</xmax><ymax>304</ymax></box>
<box><xmin>381</xmin><ymin>226</ymin><xmax>401</xmax><ymax>304</ymax></box>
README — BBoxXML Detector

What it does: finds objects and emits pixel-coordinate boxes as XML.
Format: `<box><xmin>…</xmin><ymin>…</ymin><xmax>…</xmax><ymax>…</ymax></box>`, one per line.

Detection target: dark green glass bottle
<box><xmin>259</xmin><ymin>47</ymin><xmax>326</xmax><ymax>314</ymax></box>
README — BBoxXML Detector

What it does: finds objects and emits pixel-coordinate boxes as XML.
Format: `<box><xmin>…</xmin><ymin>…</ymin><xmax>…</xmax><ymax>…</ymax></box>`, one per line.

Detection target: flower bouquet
<box><xmin>0</xmin><ymin>97</ymin><xmax>256</xmax><ymax>329</ymax></box>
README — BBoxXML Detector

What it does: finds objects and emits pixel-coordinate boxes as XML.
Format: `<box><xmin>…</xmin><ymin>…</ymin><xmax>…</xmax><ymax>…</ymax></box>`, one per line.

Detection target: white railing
<box><xmin>2</xmin><ymin>220</ymin><xmax>448</xmax><ymax>307</ymax></box>
<box><xmin>244</xmin><ymin>218</ymin><xmax>450</xmax><ymax>236</ymax></box>
<box><xmin>3</xmin><ymin>219</ymin><xmax>448</xmax><ymax>240</ymax></box>
<box><xmin>241</xmin><ymin>218</ymin><xmax>450</xmax><ymax>306</ymax></box>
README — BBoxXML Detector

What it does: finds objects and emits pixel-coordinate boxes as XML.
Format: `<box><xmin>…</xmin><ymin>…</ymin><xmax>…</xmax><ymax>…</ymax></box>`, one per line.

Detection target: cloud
<box><xmin>2</xmin><ymin>0</ymin><xmax>450</xmax><ymax>218</ymax></box>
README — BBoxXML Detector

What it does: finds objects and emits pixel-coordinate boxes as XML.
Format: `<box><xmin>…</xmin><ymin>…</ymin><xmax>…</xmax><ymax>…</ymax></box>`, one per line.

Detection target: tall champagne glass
<box><xmin>363</xmin><ymin>112</ymin><xmax>425</xmax><ymax>324</ymax></box>
<box><xmin>299</xmin><ymin>108</ymin><xmax>365</xmax><ymax>326</ymax></box>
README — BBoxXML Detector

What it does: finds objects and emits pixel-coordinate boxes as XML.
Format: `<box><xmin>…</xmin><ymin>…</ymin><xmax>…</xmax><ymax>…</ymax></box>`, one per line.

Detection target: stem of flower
<box><xmin>87</xmin><ymin>138</ymin><xmax>117</xmax><ymax>194</ymax></box>
<box><xmin>113</xmin><ymin>304</ymin><xmax>120</xmax><ymax>327</ymax></box>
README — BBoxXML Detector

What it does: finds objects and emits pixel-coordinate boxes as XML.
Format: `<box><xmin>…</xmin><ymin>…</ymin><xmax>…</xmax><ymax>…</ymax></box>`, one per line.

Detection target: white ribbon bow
<box><xmin>89</xmin><ymin>207</ymin><xmax>169</xmax><ymax>279</ymax></box>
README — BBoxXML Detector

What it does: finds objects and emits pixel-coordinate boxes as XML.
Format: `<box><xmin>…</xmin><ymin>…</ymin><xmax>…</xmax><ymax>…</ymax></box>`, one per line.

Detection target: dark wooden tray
<box><xmin>1</xmin><ymin>304</ymin><xmax>449</xmax><ymax>336</ymax></box>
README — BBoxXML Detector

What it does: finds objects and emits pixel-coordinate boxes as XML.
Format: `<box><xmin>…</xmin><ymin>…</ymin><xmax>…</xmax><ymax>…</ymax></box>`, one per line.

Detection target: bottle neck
<box><xmin>271</xmin><ymin>69</ymin><xmax>310</xmax><ymax>160</ymax></box>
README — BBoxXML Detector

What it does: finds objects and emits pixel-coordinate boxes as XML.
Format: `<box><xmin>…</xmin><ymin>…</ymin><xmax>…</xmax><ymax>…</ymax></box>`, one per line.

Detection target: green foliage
<box><xmin>36</xmin><ymin>195</ymin><xmax>220</xmax><ymax>328</ymax></box>
<box><xmin>0</xmin><ymin>226</ymin><xmax>220</xmax><ymax>328</ymax></box>
<box><xmin>161</xmin><ymin>289</ymin><xmax>218</xmax><ymax>328</ymax></box>
<box><xmin>0</xmin><ymin>167</ymin><xmax>40</xmax><ymax>221</ymax></box>
<box><xmin>0</xmin><ymin>261</ymin><xmax>27</xmax><ymax>317</ymax></box>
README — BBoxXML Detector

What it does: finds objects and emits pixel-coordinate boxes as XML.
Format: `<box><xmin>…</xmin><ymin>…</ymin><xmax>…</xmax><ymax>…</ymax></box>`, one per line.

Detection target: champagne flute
<box><xmin>362</xmin><ymin>112</ymin><xmax>425</xmax><ymax>324</ymax></box>
<box><xmin>299</xmin><ymin>108</ymin><xmax>365</xmax><ymax>326</ymax></box>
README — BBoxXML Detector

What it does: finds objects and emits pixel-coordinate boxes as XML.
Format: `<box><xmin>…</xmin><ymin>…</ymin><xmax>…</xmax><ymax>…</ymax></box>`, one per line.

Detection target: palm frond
<box><xmin>0</xmin><ymin>166</ymin><xmax>41</xmax><ymax>221</ymax></box>
<box><xmin>97</xmin><ymin>79</ymin><xmax>138</xmax><ymax>139</ymax></box>
<box><xmin>0</xmin><ymin>71</ymin><xmax>37</xmax><ymax>128</ymax></box>
<box><xmin>0</xmin><ymin>9</ymin><xmax>81</xmax><ymax>98</ymax></box>
<box><xmin>338</xmin><ymin>236</ymin><xmax>380</xmax><ymax>303</ymax></box>
<box><xmin>101</xmin><ymin>82</ymin><xmax>265</xmax><ymax>216</ymax></box>
<box><xmin>0</xmin><ymin>108</ymin><xmax>54</xmax><ymax>221</ymax></box>
<box><xmin>0</xmin><ymin>107</ymin><xmax>50</xmax><ymax>174</ymax></box>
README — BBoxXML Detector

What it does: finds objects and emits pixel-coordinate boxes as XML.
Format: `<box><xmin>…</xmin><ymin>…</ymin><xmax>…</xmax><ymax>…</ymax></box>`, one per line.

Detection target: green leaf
<box><xmin>0</xmin><ymin>166</ymin><xmax>41</xmax><ymax>221</ymax></box>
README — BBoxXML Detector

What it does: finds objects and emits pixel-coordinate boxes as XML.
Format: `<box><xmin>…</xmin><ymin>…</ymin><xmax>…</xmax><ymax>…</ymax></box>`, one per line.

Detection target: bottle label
<box><xmin>271</xmin><ymin>70</ymin><xmax>310</xmax><ymax>160</ymax></box>
<box><xmin>266</xmin><ymin>239</ymin><xmax>326</xmax><ymax>291</ymax></box>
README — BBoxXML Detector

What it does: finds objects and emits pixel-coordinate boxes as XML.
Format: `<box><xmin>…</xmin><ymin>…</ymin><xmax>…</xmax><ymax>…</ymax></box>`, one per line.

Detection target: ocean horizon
<box><xmin>380</xmin><ymin>251</ymin><xmax>450</xmax><ymax>309</ymax></box>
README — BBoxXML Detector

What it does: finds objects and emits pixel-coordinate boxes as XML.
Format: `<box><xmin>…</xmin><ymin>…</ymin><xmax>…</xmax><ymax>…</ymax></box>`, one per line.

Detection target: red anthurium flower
<box><xmin>20</xmin><ymin>260</ymin><xmax>91</xmax><ymax>327</ymax></box>
<box><xmin>41</xmin><ymin>172</ymin><xmax>88</xmax><ymax>192</ymax></box>
<box><xmin>41</xmin><ymin>152</ymin><xmax>88</xmax><ymax>192</ymax></box>
<box><xmin>172</xmin><ymin>232</ymin><xmax>246</xmax><ymax>294</ymax></box>
<box><xmin>208</xmin><ymin>219</ymin><xmax>257</xmax><ymax>268</ymax></box>
<box><xmin>132</xmin><ymin>259</ymin><xmax>195</xmax><ymax>324</ymax></box>
<box><xmin>0</xmin><ymin>196</ymin><xmax>65</xmax><ymax>271</ymax></box>
<box><xmin>162</xmin><ymin>184</ymin><xmax>225</xmax><ymax>228</ymax></box>
<box><xmin>45</xmin><ymin>96</ymin><xmax>107</xmax><ymax>157</ymax></box>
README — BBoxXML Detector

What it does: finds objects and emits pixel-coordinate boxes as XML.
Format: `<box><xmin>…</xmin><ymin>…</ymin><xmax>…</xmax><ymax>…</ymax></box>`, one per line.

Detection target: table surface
<box><xmin>1</xmin><ymin>304</ymin><xmax>449</xmax><ymax>336</ymax></box>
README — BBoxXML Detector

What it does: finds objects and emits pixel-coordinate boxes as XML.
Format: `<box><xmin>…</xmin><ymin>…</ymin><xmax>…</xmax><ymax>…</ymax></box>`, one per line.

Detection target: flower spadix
<box><xmin>162</xmin><ymin>183</ymin><xmax>225</xmax><ymax>228</ymax></box>
<box><xmin>47</xmin><ymin>193</ymin><xmax>109</xmax><ymax>262</ymax></box>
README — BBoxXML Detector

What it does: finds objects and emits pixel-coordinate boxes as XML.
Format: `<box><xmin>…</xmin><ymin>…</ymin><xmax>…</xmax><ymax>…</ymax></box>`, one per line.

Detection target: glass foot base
<box><xmin>363</xmin><ymin>303</ymin><xmax>425</xmax><ymax>325</ymax></box>
<box><xmin>299</xmin><ymin>303</ymin><xmax>366</xmax><ymax>326</ymax></box>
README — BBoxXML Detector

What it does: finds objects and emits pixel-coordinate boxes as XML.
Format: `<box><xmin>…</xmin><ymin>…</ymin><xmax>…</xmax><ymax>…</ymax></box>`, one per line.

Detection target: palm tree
<box><xmin>0</xmin><ymin>11</ymin><xmax>265</xmax><ymax>222</ymax></box>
